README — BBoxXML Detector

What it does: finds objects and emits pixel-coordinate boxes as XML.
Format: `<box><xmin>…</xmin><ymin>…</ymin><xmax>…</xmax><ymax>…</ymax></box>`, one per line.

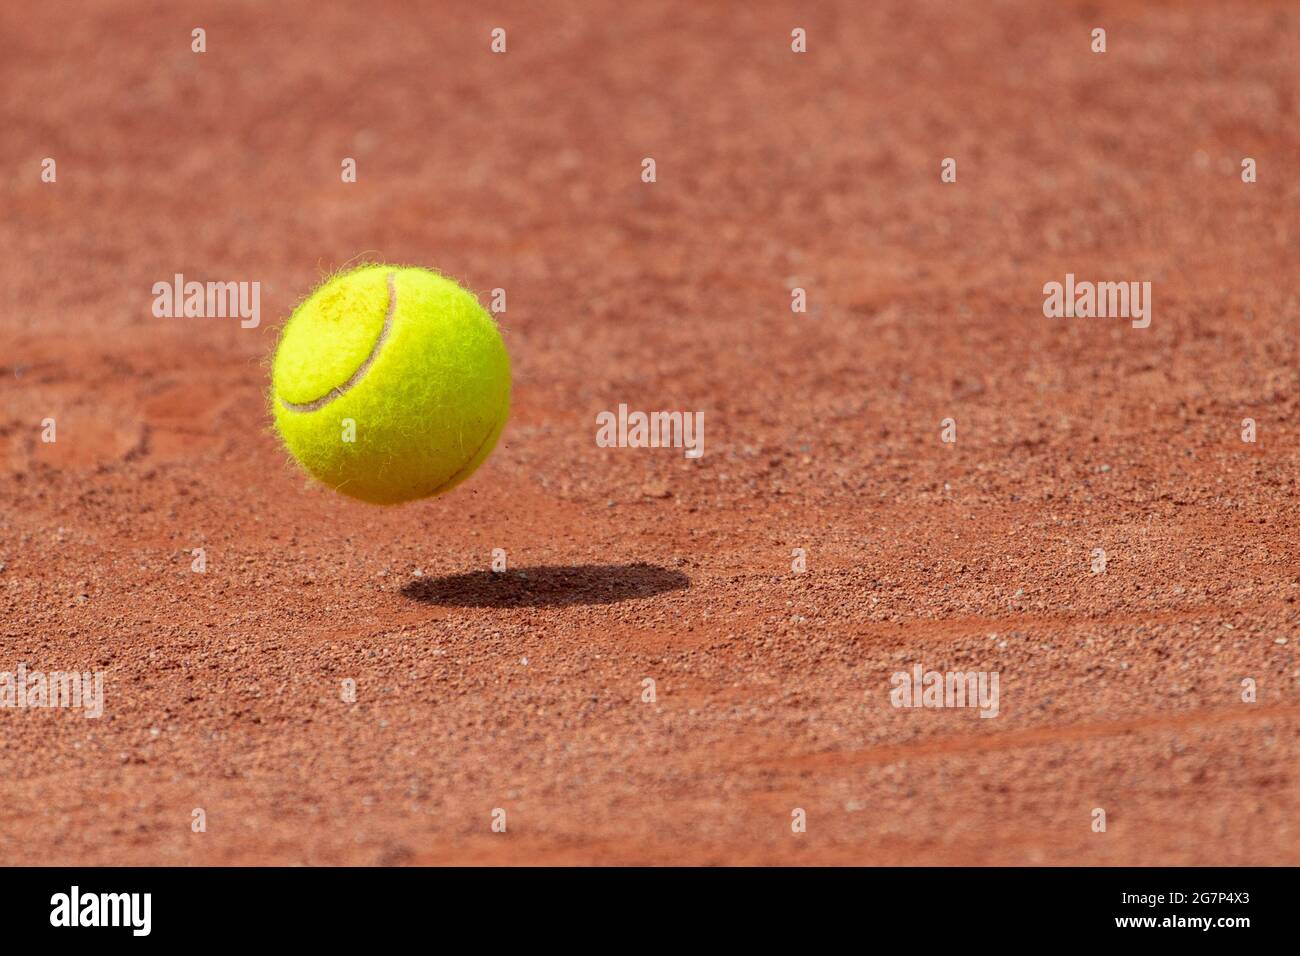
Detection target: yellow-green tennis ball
<box><xmin>270</xmin><ymin>265</ymin><xmax>510</xmax><ymax>505</ymax></box>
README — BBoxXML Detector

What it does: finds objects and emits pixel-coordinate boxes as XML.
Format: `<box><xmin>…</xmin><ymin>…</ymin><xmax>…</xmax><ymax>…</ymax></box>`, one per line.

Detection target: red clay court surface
<box><xmin>1</xmin><ymin>1</ymin><xmax>1297</xmax><ymax>865</ymax></box>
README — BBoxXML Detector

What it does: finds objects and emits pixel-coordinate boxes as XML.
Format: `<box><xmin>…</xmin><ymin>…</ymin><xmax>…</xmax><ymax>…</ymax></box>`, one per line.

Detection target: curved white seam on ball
<box><xmin>430</xmin><ymin>419</ymin><xmax>502</xmax><ymax>495</ymax></box>
<box><xmin>278</xmin><ymin>271</ymin><xmax>398</xmax><ymax>413</ymax></box>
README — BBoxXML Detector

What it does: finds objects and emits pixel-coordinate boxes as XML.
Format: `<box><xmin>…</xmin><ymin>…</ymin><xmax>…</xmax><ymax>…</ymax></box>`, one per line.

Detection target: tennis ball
<box><xmin>270</xmin><ymin>264</ymin><xmax>510</xmax><ymax>505</ymax></box>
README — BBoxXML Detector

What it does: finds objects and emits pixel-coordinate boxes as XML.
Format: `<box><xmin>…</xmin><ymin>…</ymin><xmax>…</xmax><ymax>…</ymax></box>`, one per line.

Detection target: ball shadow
<box><xmin>400</xmin><ymin>562</ymin><xmax>690</xmax><ymax>608</ymax></box>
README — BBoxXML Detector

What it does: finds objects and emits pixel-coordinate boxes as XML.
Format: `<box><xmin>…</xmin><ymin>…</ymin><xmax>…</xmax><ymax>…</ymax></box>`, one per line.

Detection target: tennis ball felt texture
<box><xmin>271</xmin><ymin>265</ymin><xmax>510</xmax><ymax>505</ymax></box>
